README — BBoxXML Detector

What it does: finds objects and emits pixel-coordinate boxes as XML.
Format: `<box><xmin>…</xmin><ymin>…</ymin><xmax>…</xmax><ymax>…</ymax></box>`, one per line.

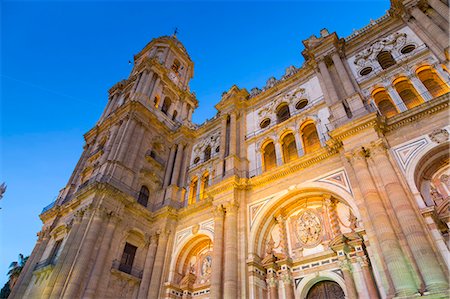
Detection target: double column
<box><xmin>331</xmin><ymin>52</ymin><xmax>355</xmax><ymax>97</ymax></box>
<box><xmin>138</xmin><ymin>233</ymin><xmax>159</xmax><ymax>298</ymax></box>
<box><xmin>346</xmin><ymin>148</ymin><xmax>418</xmax><ymax>297</ymax></box>
<box><xmin>368</xmin><ymin>141</ymin><xmax>448</xmax><ymax>294</ymax></box>
<box><xmin>410</xmin><ymin>6</ymin><xmax>449</xmax><ymax>50</ymax></box>
<box><xmin>148</xmin><ymin>230</ymin><xmax>171</xmax><ymax>298</ymax></box>
<box><xmin>84</xmin><ymin>212</ymin><xmax>120</xmax><ymax>299</ymax></box>
<box><xmin>210</xmin><ymin>206</ymin><xmax>225</xmax><ymax>298</ymax></box>
<box><xmin>62</xmin><ymin>207</ymin><xmax>106</xmax><ymax>298</ymax></box>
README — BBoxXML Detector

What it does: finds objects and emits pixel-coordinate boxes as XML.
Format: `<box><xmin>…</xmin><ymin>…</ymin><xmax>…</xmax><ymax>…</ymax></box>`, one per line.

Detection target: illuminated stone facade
<box><xmin>10</xmin><ymin>0</ymin><xmax>450</xmax><ymax>298</ymax></box>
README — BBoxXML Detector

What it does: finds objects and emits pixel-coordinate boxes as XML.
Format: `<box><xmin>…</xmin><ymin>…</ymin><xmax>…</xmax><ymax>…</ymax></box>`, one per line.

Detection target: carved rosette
<box><xmin>294</xmin><ymin>209</ymin><xmax>323</xmax><ymax>248</ymax></box>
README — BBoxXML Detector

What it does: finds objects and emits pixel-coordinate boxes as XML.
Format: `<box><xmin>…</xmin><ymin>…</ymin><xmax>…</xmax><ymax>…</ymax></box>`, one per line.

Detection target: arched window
<box><xmin>199</xmin><ymin>172</ymin><xmax>209</xmax><ymax>201</ymax></box>
<box><xmin>377</xmin><ymin>51</ymin><xmax>396</xmax><ymax>69</ymax></box>
<box><xmin>161</xmin><ymin>97</ymin><xmax>171</xmax><ymax>114</ymax></box>
<box><xmin>416</xmin><ymin>67</ymin><xmax>450</xmax><ymax>98</ymax></box>
<box><xmin>172</xmin><ymin>110</ymin><xmax>178</xmax><ymax>121</ymax></box>
<box><xmin>262</xmin><ymin>141</ymin><xmax>277</xmax><ymax>172</ymax></box>
<box><xmin>372</xmin><ymin>88</ymin><xmax>398</xmax><ymax>118</ymax></box>
<box><xmin>154</xmin><ymin>96</ymin><xmax>160</xmax><ymax>108</ymax></box>
<box><xmin>137</xmin><ymin>186</ymin><xmax>149</xmax><ymax>207</ymax></box>
<box><xmin>204</xmin><ymin>146</ymin><xmax>212</xmax><ymax>162</ymax></box>
<box><xmin>301</xmin><ymin>122</ymin><xmax>321</xmax><ymax>154</ymax></box>
<box><xmin>188</xmin><ymin>177</ymin><xmax>198</xmax><ymax>204</ymax></box>
<box><xmin>276</xmin><ymin>103</ymin><xmax>291</xmax><ymax>124</ymax></box>
<box><xmin>281</xmin><ymin>133</ymin><xmax>298</xmax><ymax>163</ymax></box>
<box><xmin>393</xmin><ymin>78</ymin><xmax>424</xmax><ymax>109</ymax></box>
<box><xmin>171</xmin><ymin>59</ymin><xmax>181</xmax><ymax>73</ymax></box>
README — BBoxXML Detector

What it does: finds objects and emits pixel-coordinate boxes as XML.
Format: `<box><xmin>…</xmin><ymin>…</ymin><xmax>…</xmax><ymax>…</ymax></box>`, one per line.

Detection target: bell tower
<box><xmin>56</xmin><ymin>35</ymin><xmax>197</xmax><ymax>210</ymax></box>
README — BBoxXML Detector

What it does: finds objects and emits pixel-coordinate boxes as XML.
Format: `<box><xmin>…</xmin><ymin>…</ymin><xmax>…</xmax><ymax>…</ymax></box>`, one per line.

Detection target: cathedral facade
<box><xmin>10</xmin><ymin>0</ymin><xmax>450</xmax><ymax>298</ymax></box>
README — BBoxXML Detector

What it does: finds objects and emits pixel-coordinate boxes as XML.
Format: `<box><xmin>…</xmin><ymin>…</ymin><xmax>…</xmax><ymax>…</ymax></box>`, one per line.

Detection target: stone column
<box><xmin>9</xmin><ymin>230</ymin><xmax>50</xmax><ymax>299</ymax></box>
<box><xmin>409</xmin><ymin>75</ymin><xmax>433</xmax><ymax>101</ymax></box>
<box><xmin>369</xmin><ymin>141</ymin><xmax>448</xmax><ymax>294</ymax></box>
<box><xmin>187</xmin><ymin>106</ymin><xmax>193</xmax><ymax>121</ymax></box>
<box><xmin>266</xmin><ymin>271</ymin><xmax>279</xmax><ymax>299</ymax></box>
<box><xmin>275</xmin><ymin>215</ymin><xmax>289</xmax><ymax>257</ymax></box>
<box><xmin>181</xmin><ymin>101</ymin><xmax>188</xmax><ymax>120</ymax></box>
<box><xmin>358</xmin><ymin>256</ymin><xmax>380</xmax><ymax>299</ymax></box>
<box><xmin>410</xmin><ymin>7</ymin><xmax>449</xmax><ymax>49</ymax></box>
<box><xmin>148</xmin><ymin>77</ymin><xmax>161</xmax><ymax>103</ymax></box>
<box><xmin>163</xmin><ymin>145</ymin><xmax>177</xmax><ymax>188</ymax></box>
<box><xmin>62</xmin><ymin>208</ymin><xmax>105</xmax><ymax>299</ymax></box>
<box><xmin>84</xmin><ymin>213</ymin><xmax>119</xmax><ymax>299</ymax></box>
<box><xmin>346</xmin><ymin>149</ymin><xmax>417</xmax><ymax>297</ymax></box>
<box><xmin>318</xmin><ymin>60</ymin><xmax>339</xmax><ymax>103</ymax></box>
<box><xmin>386</xmin><ymin>86</ymin><xmax>408</xmax><ymax>112</ymax></box>
<box><xmin>107</xmin><ymin>119</ymin><xmax>128</xmax><ymax>162</ymax></box>
<box><xmin>223</xmin><ymin>201</ymin><xmax>239</xmax><ymax>298</ymax></box>
<box><xmin>275</xmin><ymin>141</ymin><xmax>283</xmax><ymax>166</ymax></box>
<box><xmin>44</xmin><ymin>210</ymin><xmax>87</xmax><ymax>299</ymax></box>
<box><xmin>210</xmin><ymin>206</ymin><xmax>225</xmax><ymax>298</ymax></box>
<box><xmin>428</xmin><ymin>0</ymin><xmax>450</xmax><ymax>22</ymax></box>
<box><xmin>117</xmin><ymin>118</ymin><xmax>137</xmax><ymax>163</ymax></box>
<box><xmin>280</xmin><ymin>270</ymin><xmax>295</xmax><ymax>299</ymax></box>
<box><xmin>178</xmin><ymin>145</ymin><xmax>190</xmax><ymax>188</ymax></box>
<box><xmin>229</xmin><ymin>113</ymin><xmax>237</xmax><ymax>156</ymax></box>
<box><xmin>406</xmin><ymin>19</ymin><xmax>447</xmax><ymax>63</ymax></box>
<box><xmin>141</xmin><ymin>71</ymin><xmax>154</xmax><ymax>96</ymax></box>
<box><xmin>325</xmin><ymin>197</ymin><xmax>341</xmax><ymax>237</ymax></box>
<box><xmin>340</xmin><ymin>258</ymin><xmax>358</xmax><ymax>299</ymax></box>
<box><xmin>147</xmin><ymin>230</ymin><xmax>170</xmax><ymax>298</ymax></box>
<box><xmin>138</xmin><ymin>234</ymin><xmax>158</xmax><ymax>298</ymax></box>
<box><xmin>331</xmin><ymin>52</ymin><xmax>355</xmax><ymax>97</ymax></box>
<box><xmin>219</xmin><ymin>115</ymin><xmax>228</xmax><ymax>159</ymax></box>
<box><xmin>171</xmin><ymin>144</ymin><xmax>185</xmax><ymax>186</ymax></box>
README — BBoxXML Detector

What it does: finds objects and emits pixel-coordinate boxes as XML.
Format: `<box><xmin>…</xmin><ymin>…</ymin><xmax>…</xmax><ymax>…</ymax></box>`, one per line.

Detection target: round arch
<box><xmin>297</xmin><ymin>271</ymin><xmax>347</xmax><ymax>299</ymax></box>
<box><xmin>168</xmin><ymin>229</ymin><xmax>214</xmax><ymax>282</ymax></box>
<box><xmin>249</xmin><ymin>181</ymin><xmax>361</xmax><ymax>256</ymax></box>
<box><xmin>403</xmin><ymin>140</ymin><xmax>449</xmax><ymax>209</ymax></box>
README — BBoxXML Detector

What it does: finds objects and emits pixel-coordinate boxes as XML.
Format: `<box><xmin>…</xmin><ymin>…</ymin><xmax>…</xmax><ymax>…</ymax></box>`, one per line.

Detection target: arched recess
<box><xmin>416</xmin><ymin>65</ymin><xmax>450</xmax><ymax>98</ymax></box>
<box><xmin>371</xmin><ymin>87</ymin><xmax>398</xmax><ymax>118</ymax></box>
<box><xmin>297</xmin><ymin>272</ymin><xmax>347</xmax><ymax>299</ymax></box>
<box><xmin>168</xmin><ymin>234</ymin><xmax>213</xmax><ymax>289</ymax></box>
<box><xmin>280</xmin><ymin>131</ymin><xmax>298</xmax><ymax>163</ymax></box>
<box><xmin>300</xmin><ymin>121</ymin><xmax>321</xmax><ymax>154</ymax></box>
<box><xmin>393</xmin><ymin>77</ymin><xmax>424</xmax><ymax>109</ymax></box>
<box><xmin>262</xmin><ymin>140</ymin><xmax>277</xmax><ymax>172</ymax></box>
<box><xmin>249</xmin><ymin>182</ymin><xmax>361</xmax><ymax>258</ymax></box>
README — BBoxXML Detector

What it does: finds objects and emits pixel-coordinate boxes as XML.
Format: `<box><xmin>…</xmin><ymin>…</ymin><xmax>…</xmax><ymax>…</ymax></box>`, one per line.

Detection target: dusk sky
<box><xmin>1</xmin><ymin>0</ymin><xmax>389</xmax><ymax>285</ymax></box>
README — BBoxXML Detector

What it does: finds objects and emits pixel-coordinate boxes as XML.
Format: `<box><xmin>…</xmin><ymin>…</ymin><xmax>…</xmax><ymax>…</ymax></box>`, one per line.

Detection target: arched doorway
<box><xmin>306</xmin><ymin>280</ymin><xmax>345</xmax><ymax>299</ymax></box>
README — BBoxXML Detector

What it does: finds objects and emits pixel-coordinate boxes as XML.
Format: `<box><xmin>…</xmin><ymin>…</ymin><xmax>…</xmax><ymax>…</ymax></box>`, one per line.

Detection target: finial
<box><xmin>173</xmin><ymin>27</ymin><xmax>179</xmax><ymax>38</ymax></box>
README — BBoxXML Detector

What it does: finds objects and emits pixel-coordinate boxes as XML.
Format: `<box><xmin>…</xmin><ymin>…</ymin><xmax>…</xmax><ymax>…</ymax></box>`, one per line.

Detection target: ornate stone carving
<box><xmin>265</xmin><ymin>77</ymin><xmax>278</xmax><ymax>89</ymax></box>
<box><xmin>429</xmin><ymin>129</ymin><xmax>449</xmax><ymax>144</ymax></box>
<box><xmin>284</xmin><ymin>65</ymin><xmax>297</xmax><ymax>78</ymax></box>
<box><xmin>354</xmin><ymin>31</ymin><xmax>409</xmax><ymax>73</ymax></box>
<box><xmin>250</xmin><ymin>87</ymin><xmax>262</xmax><ymax>97</ymax></box>
<box><xmin>294</xmin><ymin>209</ymin><xmax>323</xmax><ymax>247</ymax></box>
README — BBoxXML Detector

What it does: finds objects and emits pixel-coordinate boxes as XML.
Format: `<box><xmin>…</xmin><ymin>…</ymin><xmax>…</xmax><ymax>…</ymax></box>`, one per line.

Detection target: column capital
<box><xmin>225</xmin><ymin>200</ymin><xmax>239</xmax><ymax>214</ymax></box>
<box><xmin>357</xmin><ymin>255</ymin><xmax>370</xmax><ymax>268</ymax></box>
<box><xmin>368</xmin><ymin>139</ymin><xmax>388</xmax><ymax>157</ymax></box>
<box><xmin>339</xmin><ymin>258</ymin><xmax>353</xmax><ymax>272</ymax></box>
<box><xmin>213</xmin><ymin>205</ymin><xmax>225</xmax><ymax>218</ymax></box>
<box><xmin>344</xmin><ymin>147</ymin><xmax>368</xmax><ymax>164</ymax></box>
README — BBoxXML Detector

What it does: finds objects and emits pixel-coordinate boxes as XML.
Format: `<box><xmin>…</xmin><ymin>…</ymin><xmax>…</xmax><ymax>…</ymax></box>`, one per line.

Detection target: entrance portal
<box><xmin>306</xmin><ymin>280</ymin><xmax>345</xmax><ymax>299</ymax></box>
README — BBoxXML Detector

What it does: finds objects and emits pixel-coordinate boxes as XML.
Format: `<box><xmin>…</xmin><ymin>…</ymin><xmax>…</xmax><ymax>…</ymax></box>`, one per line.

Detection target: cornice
<box><xmin>329</xmin><ymin>112</ymin><xmax>380</xmax><ymax>142</ymax></box>
<box><xmin>248</xmin><ymin>147</ymin><xmax>339</xmax><ymax>188</ymax></box>
<box><xmin>246</xmin><ymin>65</ymin><xmax>316</xmax><ymax>108</ymax></box>
<box><xmin>384</xmin><ymin>93</ymin><xmax>449</xmax><ymax>132</ymax></box>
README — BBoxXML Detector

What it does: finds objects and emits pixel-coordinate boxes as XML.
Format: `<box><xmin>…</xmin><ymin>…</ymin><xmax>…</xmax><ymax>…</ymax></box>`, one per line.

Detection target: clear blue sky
<box><xmin>1</xmin><ymin>0</ymin><xmax>389</xmax><ymax>285</ymax></box>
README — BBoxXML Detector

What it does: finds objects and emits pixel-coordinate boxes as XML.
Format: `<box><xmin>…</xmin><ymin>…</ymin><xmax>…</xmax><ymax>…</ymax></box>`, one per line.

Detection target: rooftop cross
<box><xmin>173</xmin><ymin>27</ymin><xmax>179</xmax><ymax>38</ymax></box>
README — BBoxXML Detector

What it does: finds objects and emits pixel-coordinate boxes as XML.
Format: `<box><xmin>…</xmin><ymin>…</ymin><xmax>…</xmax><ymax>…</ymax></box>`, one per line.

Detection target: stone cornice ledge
<box><xmin>385</xmin><ymin>93</ymin><xmax>449</xmax><ymax>132</ymax></box>
<box><xmin>329</xmin><ymin>112</ymin><xmax>379</xmax><ymax>142</ymax></box>
<box><xmin>248</xmin><ymin>147</ymin><xmax>339</xmax><ymax>188</ymax></box>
